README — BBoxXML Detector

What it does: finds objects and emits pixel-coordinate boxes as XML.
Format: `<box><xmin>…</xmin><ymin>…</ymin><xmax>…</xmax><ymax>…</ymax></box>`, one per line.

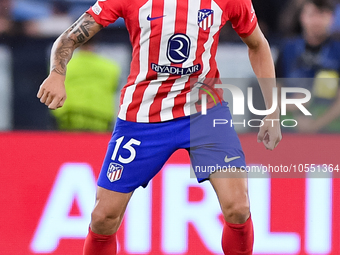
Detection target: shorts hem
<box><xmin>97</xmin><ymin>182</ymin><xmax>136</xmax><ymax>193</ymax></box>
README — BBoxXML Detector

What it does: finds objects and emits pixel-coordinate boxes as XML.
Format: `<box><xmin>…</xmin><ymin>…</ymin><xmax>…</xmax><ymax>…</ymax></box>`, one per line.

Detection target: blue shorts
<box><xmin>98</xmin><ymin>102</ymin><xmax>246</xmax><ymax>193</ymax></box>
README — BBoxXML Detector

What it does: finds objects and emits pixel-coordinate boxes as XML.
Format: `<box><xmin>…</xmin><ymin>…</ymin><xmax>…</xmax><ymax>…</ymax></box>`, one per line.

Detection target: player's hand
<box><xmin>37</xmin><ymin>72</ymin><xmax>67</xmax><ymax>110</ymax></box>
<box><xmin>257</xmin><ymin>110</ymin><xmax>282</xmax><ymax>150</ymax></box>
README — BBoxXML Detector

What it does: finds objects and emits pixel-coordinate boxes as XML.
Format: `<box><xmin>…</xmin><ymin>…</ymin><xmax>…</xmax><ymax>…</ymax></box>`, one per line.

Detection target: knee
<box><xmin>90</xmin><ymin>208</ymin><xmax>122</xmax><ymax>235</ymax></box>
<box><xmin>221</xmin><ymin>198</ymin><xmax>250</xmax><ymax>224</ymax></box>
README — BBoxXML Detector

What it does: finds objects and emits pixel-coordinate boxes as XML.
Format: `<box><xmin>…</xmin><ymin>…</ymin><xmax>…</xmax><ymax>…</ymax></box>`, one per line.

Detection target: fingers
<box><xmin>39</xmin><ymin>90</ymin><xmax>49</xmax><ymax>104</ymax></box>
<box><xmin>263</xmin><ymin>136</ymin><xmax>275</xmax><ymax>150</ymax></box>
<box><xmin>37</xmin><ymin>87</ymin><xmax>65</xmax><ymax>109</ymax></box>
<box><xmin>37</xmin><ymin>85</ymin><xmax>44</xmax><ymax>98</ymax></box>
<box><xmin>45</xmin><ymin>93</ymin><xmax>54</xmax><ymax>106</ymax></box>
<box><xmin>37</xmin><ymin>85</ymin><xmax>49</xmax><ymax>103</ymax></box>
<box><xmin>58</xmin><ymin>97</ymin><xmax>66</xmax><ymax>108</ymax></box>
<box><xmin>258</xmin><ymin>121</ymin><xmax>282</xmax><ymax>150</ymax></box>
<box><xmin>37</xmin><ymin>77</ymin><xmax>66</xmax><ymax>109</ymax></box>
<box><xmin>257</xmin><ymin>127</ymin><xmax>266</xmax><ymax>143</ymax></box>
<box><xmin>38</xmin><ymin>89</ymin><xmax>55</xmax><ymax>108</ymax></box>
<box><xmin>262</xmin><ymin>132</ymin><xmax>274</xmax><ymax>150</ymax></box>
<box><xmin>48</xmin><ymin>96</ymin><xmax>65</xmax><ymax>110</ymax></box>
<box><xmin>263</xmin><ymin>132</ymin><xmax>282</xmax><ymax>151</ymax></box>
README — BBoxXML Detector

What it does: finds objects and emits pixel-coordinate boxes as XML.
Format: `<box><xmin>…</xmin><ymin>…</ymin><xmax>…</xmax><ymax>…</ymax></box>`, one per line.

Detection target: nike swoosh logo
<box><xmin>224</xmin><ymin>156</ymin><xmax>241</xmax><ymax>163</ymax></box>
<box><xmin>147</xmin><ymin>15</ymin><xmax>165</xmax><ymax>21</ymax></box>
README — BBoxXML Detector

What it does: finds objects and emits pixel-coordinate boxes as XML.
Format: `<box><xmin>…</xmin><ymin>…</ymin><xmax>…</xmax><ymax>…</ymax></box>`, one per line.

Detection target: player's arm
<box><xmin>241</xmin><ymin>24</ymin><xmax>282</xmax><ymax>150</ymax></box>
<box><xmin>37</xmin><ymin>13</ymin><xmax>103</xmax><ymax>109</ymax></box>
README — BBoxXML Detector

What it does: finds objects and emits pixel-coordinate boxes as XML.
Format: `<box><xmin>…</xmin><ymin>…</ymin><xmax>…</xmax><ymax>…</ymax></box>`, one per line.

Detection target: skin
<box><xmin>243</xmin><ymin>24</ymin><xmax>282</xmax><ymax>150</ymax></box>
<box><xmin>37</xmin><ymin>15</ymin><xmax>281</xmax><ymax>234</ymax></box>
<box><xmin>37</xmin><ymin>14</ymin><xmax>102</xmax><ymax>109</ymax></box>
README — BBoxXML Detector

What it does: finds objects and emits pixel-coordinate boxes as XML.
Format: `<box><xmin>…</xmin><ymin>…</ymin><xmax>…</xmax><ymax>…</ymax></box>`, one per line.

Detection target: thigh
<box><xmin>210</xmin><ymin>170</ymin><xmax>249</xmax><ymax>202</ymax></box>
<box><xmin>91</xmin><ymin>186</ymin><xmax>133</xmax><ymax>234</ymax></box>
<box><xmin>189</xmin><ymin>102</ymin><xmax>246</xmax><ymax>182</ymax></box>
<box><xmin>97</xmin><ymin>118</ymin><xmax>178</xmax><ymax>193</ymax></box>
<box><xmin>93</xmin><ymin>186</ymin><xmax>132</xmax><ymax>218</ymax></box>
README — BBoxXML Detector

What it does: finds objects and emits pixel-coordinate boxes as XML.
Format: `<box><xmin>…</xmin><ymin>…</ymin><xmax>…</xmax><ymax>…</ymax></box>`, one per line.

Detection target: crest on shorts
<box><xmin>198</xmin><ymin>9</ymin><xmax>214</xmax><ymax>31</ymax></box>
<box><xmin>107</xmin><ymin>162</ymin><xmax>124</xmax><ymax>182</ymax></box>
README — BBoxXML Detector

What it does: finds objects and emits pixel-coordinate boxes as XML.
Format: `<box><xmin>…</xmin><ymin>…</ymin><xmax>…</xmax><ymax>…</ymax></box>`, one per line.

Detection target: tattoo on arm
<box><xmin>73</xmin><ymin>20</ymin><xmax>93</xmax><ymax>44</ymax></box>
<box><xmin>52</xmin><ymin>38</ymin><xmax>74</xmax><ymax>75</ymax></box>
<box><xmin>51</xmin><ymin>13</ymin><xmax>102</xmax><ymax>75</ymax></box>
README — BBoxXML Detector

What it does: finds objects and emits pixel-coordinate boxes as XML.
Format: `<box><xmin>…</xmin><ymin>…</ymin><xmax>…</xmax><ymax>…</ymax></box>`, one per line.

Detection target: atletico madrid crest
<box><xmin>198</xmin><ymin>9</ymin><xmax>214</xmax><ymax>31</ymax></box>
<box><xmin>107</xmin><ymin>162</ymin><xmax>124</xmax><ymax>182</ymax></box>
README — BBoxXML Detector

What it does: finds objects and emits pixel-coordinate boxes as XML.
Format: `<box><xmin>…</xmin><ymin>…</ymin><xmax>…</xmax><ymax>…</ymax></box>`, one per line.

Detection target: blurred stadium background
<box><xmin>0</xmin><ymin>0</ymin><xmax>340</xmax><ymax>254</ymax></box>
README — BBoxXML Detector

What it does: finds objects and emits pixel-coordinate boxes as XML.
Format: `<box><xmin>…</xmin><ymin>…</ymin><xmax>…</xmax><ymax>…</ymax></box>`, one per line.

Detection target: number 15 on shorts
<box><xmin>111</xmin><ymin>136</ymin><xmax>141</xmax><ymax>164</ymax></box>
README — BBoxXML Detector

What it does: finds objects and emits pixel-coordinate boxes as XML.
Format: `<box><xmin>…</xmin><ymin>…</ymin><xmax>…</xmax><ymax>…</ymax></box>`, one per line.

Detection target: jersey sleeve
<box><xmin>86</xmin><ymin>0</ymin><xmax>123</xmax><ymax>27</ymax></box>
<box><xmin>228</xmin><ymin>0</ymin><xmax>257</xmax><ymax>38</ymax></box>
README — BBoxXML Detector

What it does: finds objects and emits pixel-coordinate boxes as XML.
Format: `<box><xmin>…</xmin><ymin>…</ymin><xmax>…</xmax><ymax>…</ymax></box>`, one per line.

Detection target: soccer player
<box><xmin>37</xmin><ymin>0</ymin><xmax>281</xmax><ymax>254</ymax></box>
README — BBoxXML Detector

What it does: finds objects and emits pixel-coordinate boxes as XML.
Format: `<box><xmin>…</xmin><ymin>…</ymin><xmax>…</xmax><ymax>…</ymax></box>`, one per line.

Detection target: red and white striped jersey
<box><xmin>87</xmin><ymin>0</ymin><xmax>257</xmax><ymax>123</ymax></box>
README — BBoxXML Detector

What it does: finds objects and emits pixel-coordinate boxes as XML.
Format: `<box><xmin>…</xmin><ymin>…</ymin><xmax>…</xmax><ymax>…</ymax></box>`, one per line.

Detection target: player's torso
<box><xmin>118</xmin><ymin>0</ymin><xmax>231</xmax><ymax>122</ymax></box>
<box><xmin>123</xmin><ymin>0</ymin><xmax>228</xmax><ymax>76</ymax></box>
